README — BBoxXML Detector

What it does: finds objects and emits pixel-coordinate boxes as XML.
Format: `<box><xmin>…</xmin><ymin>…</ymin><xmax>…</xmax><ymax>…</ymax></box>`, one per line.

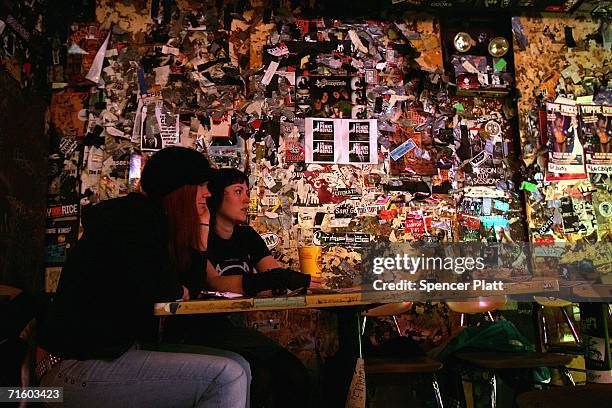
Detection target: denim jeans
<box><xmin>40</xmin><ymin>345</ymin><xmax>249</xmax><ymax>408</ymax></box>
<box><xmin>156</xmin><ymin>343</ymin><xmax>252</xmax><ymax>408</ymax></box>
<box><xmin>165</xmin><ymin>316</ymin><xmax>310</xmax><ymax>408</ymax></box>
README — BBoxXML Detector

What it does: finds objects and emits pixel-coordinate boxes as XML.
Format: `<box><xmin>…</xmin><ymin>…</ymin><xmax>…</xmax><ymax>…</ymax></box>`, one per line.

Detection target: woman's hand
<box><xmin>181</xmin><ymin>285</ymin><xmax>190</xmax><ymax>301</ymax></box>
<box><xmin>309</xmin><ymin>275</ymin><xmax>323</xmax><ymax>289</ymax></box>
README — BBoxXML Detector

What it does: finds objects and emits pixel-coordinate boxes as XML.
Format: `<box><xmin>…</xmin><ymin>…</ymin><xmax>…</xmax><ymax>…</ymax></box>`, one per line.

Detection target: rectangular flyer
<box><xmin>346</xmin><ymin>119</ymin><xmax>378</xmax><ymax>164</ymax></box>
<box><xmin>45</xmin><ymin>219</ymin><xmax>79</xmax><ymax>266</ymax></box>
<box><xmin>305</xmin><ymin>118</ymin><xmax>338</xmax><ymax>163</ymax></box>
<box><xmin>282</xmin><ymin>116</ymin><xmax>304</xmax><ymax>163</ymax></box>
<box><xmin>305</xmin><ymin>118</ymin><xmax>377</xmax><ymax>164</ymax></box>
<box><xmin>139</xmin><ymin>98</ymin><xmax>179</xmax><ymax>152</ymax></box>
<box><xmin>209</xmin><ymin>111</ymin><xmax>233</xmax><ymax>138</ymax></box>
<box><xmin>297</xmin><ymin>75</ymin><xmax>366</xmax><ymax>118</ymax></box>
<box><xmin>580</xmin><ymin>104</ymin><xmax>612</xmax><ymax>174</ymax></box>
<box><xmin>545</xmin><ymin>102</ymin><xmax>587</xmax><ymax>181</ymax></box>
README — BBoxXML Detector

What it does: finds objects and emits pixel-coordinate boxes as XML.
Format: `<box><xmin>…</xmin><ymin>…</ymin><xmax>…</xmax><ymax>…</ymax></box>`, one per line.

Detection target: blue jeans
<box><xmin>40</xmin><ymin>345</ymin><xmax>249</xmax><ymax>407</ymax></box>
<box><xmin>156</xmin><ymin>343</ymin><xmax>252</xmax><ymax>408</ymax></box>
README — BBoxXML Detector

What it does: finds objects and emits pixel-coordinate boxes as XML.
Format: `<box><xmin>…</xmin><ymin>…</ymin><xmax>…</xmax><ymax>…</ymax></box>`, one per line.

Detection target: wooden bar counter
<box><xmin>154</xmin><ymin>278</ymin><xmax>561</xmax><ymax>316</ymax></box>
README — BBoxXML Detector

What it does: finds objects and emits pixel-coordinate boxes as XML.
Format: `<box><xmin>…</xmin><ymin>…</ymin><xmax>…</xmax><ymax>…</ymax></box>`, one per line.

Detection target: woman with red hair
<box><xmin>38</xmin><ymin>147</ymin><xmax>249</xmax><ymax>407</ymax></box>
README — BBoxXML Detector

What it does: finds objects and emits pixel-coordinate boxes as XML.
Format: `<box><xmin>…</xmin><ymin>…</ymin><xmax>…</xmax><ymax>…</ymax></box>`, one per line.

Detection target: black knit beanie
<box><xmin>141</xmin><ymin>147</ymin><xmax>214</xmax><ymax>198</ymax></box>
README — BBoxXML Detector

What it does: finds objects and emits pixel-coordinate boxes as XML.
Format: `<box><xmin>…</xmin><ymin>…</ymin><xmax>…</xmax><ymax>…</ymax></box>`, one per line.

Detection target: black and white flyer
<box><xmin>305</xmin><ymin>118</ymin><xmax>337</xmax><ymax>163</ymax></box>
<box><xmin>305</xmin><ymin>118</ymin><xmax>377</xmax><ymax>164</ymax></box>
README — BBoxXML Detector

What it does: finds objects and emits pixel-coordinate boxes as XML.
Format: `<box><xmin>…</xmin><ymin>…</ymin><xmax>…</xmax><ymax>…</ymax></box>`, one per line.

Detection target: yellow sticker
<box><xmin>300</xmin><ymin>55</ymin><xmax>310</xmax><ymax>69</ymax></box>
<box><xmin>271</xmin><ymin>199</ymin><xmax>282</xmax><ymax>213</ymax></box>
<box><xmin>248</xmin><ymin>197</ymin><xmax>258</xmax><ymax>216</ymax></box>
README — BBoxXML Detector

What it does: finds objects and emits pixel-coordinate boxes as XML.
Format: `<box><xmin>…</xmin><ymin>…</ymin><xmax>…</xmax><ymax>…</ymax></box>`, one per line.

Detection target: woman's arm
<box><xmin>205</xmin><ymin>260</ymin><xmax>244</xmax><ymax>294</ymax></box>
<box><xmin>254</xmin><ymin>255</ymin><xmax>281</xmax><ymax>272</ymax></box>
<box><xmin>255</xmin><ymin>255</ymin><xmax>322</xmax><ymax>288</ymax></box>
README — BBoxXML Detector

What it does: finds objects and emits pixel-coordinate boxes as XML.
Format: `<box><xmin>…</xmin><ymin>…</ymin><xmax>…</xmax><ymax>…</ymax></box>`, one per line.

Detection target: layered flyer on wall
<box><xmin>545</xmin><ymin>102</ymin><xmax>587</xmax><ymax>181</ymax></box>
<box><xmin>305</xmin><ymin>118</ymin><xmax>377</xmax><ymax>164</ymax></box>
<box><xmin>580</xmin><ymin>104</ymin><xmax>612</xmax><ymax>174</ymax></box>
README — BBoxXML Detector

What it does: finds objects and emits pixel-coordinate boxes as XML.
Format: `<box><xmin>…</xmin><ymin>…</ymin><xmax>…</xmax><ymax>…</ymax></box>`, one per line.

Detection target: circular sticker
<box><xmin>453</xmin><ymin>32</ymin><xmax>474</xmax><ymax>53</ymax></box>
<box><xmin>599</xmin><ymin>202</ymin><xmax>612</xmax><ymax>218</ymax></box>
<box><xmin>488</xmin><ymin>37</ymin><xmax>509</xmax><ymax>57</ymax></box>
<box><xmin>260</xmin><ymin>233</ymin><xmax>281</xmax><ymax>250</ymax></box>
<box><xmin>485</xmin><ymin>120</ymin><xmax>502</xmax><ymax>137</ymax></box>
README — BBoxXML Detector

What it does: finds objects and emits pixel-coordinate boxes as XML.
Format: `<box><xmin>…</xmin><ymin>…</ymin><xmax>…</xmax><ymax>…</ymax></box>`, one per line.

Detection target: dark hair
<box><xmin>207</xmin><ymin>168</ymin><xmax>250</xmax><ymax>214</ymax></box>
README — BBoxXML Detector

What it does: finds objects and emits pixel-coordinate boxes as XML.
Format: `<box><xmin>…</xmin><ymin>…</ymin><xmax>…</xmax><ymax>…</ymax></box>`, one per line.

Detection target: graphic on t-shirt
<box><xmin>215</xmin><ymin>259</ymin><xmax>251</xmax><ymax>276</ymax></box>
<box><xmin>207</xmin><ymin>226</ymin><xmax>272</xmax><ymax>277</ymax></box>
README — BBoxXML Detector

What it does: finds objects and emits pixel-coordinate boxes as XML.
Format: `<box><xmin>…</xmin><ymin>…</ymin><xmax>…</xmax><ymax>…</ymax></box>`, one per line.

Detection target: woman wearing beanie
<box><xmin>164</xmin><ymin>168</ymin><xmax>312</xmax><ymax>408</ymax></box>
<box><xmin>37</xmin><ymin>147</ymin><xmax>249</xmax><ymax>408</ymax></box>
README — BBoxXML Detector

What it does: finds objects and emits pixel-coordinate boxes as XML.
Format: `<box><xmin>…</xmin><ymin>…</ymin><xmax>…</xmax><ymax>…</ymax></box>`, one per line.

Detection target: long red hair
<box><xmin>160</xmin><ymin>185</ymin><xmax>200</xmax><ymax>274</ymax></box>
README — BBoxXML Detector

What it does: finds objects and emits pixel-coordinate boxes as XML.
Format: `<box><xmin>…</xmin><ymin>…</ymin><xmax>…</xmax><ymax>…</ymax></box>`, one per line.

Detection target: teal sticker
<box><xmin>494</xmin><ymin>200</ymin><xmax>510</xmax><ymax>212</ymax></box>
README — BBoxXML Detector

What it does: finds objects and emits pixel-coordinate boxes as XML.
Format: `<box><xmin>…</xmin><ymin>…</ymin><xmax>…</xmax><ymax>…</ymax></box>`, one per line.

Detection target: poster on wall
<box><xmin>282</xmin><ymin>116</ymin><xmax>305</xmax><ymax>163</ymax></box>
<box><xmin>592</xmin><ymin>187</ymin><xmax>612</xmax><ymax>241</ymax></box>
<box><xmin>305</xmin><ymin>118</ymin><xmax>377</xmax><ymax>164</ymax></box>
<box><xmin>156</xmin><ymin>104</ymin><xmax>180</xmax><ymax>145</ymax></box>
<box><xmin>545</xmin><ymin>102</ymin><xmax>587</xmax><ymax>181</ymax></box>
<box><xmin>580</xmin><ymin>105</ymin><xmax>612</xmax><ymax>174</ymax></box>
<box><xmin>139</xmin><ymin>102</ymin><xmax>179</xmax><ymax>151</ymax></box>
<box><xmin>45</xmin><ymin>219</ymin><xmax>79</xmax><ymax>266</ymax></box>
<box><xmin>389</xmin><ymin>128</ymin><xmax>441</xmax><ymax>176</ymax></box>
<box><xmin>99</xmin><ymin>148</ymin><xmax>132</xmax><ymax>200</ymax></box>
<box><xmin>305</xmin><ymin>118</ymin><xmax>338</xmax><ymax>163</ymax></box>
<box><xmin>50</xmin><ymin>92</ymin><xmax>89</xmax><ymax>138</ymax></box>
<box><xmin>307</xmin><ymin>75</ymin><xmax>366</xmax><ymax>118</ymax></box>
<box><xmin>266</xmin><ymin>70</ymin><xmax>295</xmax><ymax>108</ymax></box>
<box><xmin>346</xmin><ymin>119</ymin><xmax>378</xmax><ymax>164</ymax></box>
<box><xmin>47</xmin><ymin>149</ymin><xmax>81</xmax><ymax>219</ymax></box>
<box><xmin>295</xmin><ymin>73</ymin><xmax>313</xmax><ymax>118</ymax></box>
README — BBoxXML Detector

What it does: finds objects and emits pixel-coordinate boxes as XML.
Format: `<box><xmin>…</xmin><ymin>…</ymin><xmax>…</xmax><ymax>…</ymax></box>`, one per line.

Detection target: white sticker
<box><xmin>105</xmin><ymin>126</ymin><xmax>126</xmax><ymax>138</ymax></box>
<box><xmin>261</xmin><ymin>61</ymin><xmax>280</xmax><ymax>86</ymax></box>
<box><xmin>260</xmin><ymin>233</ymin><xmax>281</xmax><ymax>249</ymax></box>
<box><xmin>263</xmin><ymin>173</ymin><xmax>276</xmax><ymax>189</ymax></box>
<box><xmin>599</xmin><ymin>202</ymin><xmax>612</xmax><ymax>218</ymax></box>
<box><xmin>161</xmin><ymin>45</ymin><xmax>180</xmax><ymax>55</ymax></box>
<box><xmin>348</xmin><ymin>30</ymin><xmax>368</xmax><ymax>53</ymax></box>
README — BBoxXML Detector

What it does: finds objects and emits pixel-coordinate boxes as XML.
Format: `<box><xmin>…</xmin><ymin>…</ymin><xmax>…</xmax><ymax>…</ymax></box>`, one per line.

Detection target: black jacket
<box><xmin>38</xmin><ymin>193</ymin><xmax>183</xmax><ymax>360</ymax></box>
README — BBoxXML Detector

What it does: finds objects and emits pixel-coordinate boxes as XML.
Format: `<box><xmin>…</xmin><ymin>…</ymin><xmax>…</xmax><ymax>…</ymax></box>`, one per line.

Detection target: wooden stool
<box><xmin>534</xmin><ymin>297</ymin><xmax>581</xmax><ymax>352</ymax></box>
<box><xmin>454</xmin><ymin>351</ymin><xmax>575</xmax><ymax>407</ymax></box>
<box><xmin>361</xmin><ymin>303</ymin><xmax>444</xmax><ymax>407</ymax></box>
<box><xmin>365</xmin><ymin>357</ymin><xmax>444</xmax><ymax>407</ymax></box>
<box><xmin>516</xmin><ymin>383</ymin><xmax>612</xmax><ymax>408</ymax></box>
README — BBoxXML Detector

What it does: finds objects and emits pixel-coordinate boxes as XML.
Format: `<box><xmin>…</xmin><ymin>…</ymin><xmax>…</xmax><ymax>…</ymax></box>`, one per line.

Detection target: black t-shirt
<box><xmin>207</xmin><ymin>225</ymin><xmax>271</xmax><ymax>276</ymax></box>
